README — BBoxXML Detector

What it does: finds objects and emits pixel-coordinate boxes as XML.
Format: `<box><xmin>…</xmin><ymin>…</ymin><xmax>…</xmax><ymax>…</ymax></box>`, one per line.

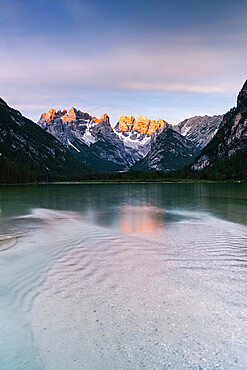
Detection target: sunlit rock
<box><xmin>148</xmin><ymin>119</ymin><xmax>168</xmax><ymax>135</ymax></box>
<box><xmin>133</xmin><ymin>116</ymin><xmax>151</xmax><ymax>134</ymax></box>
<box><xmin>118</xmin><ymin>115</ymin><xmax>135</xmax><ymax>132</ymax></box>
<box><xmin>93</xmin><ymin>114</ymin><xmax>110</xmax><ymax>124</ymax></box>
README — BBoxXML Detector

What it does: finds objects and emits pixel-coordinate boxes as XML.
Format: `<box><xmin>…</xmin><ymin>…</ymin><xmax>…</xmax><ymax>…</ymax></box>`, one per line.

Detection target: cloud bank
<box><xmin>0</xmin><ymin>0</ymin><xmax>246</xmax><ymax>123</ymax></box>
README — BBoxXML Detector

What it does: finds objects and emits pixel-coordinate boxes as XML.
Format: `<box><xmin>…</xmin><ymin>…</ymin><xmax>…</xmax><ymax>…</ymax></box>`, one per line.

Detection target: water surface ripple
<box><xmin>0</xmin><ymin>183</ymin><xmax>246</xmax><ymax>369</ymax></box>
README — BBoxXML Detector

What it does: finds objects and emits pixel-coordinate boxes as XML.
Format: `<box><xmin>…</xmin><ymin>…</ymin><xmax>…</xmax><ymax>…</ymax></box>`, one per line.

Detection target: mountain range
<box><xmin>37</xmin><ymin>107</ymin><xmax>223</xmax><ymax>172</ymax></box>
<box><xmin>0</xmin><ymin>79</ymin><xmax>246</xmax><ymax>182</ymax></box>
<box><xmin>37</xmin><ymin>110</ymin><xmax>171</xmax><ymax>171</ymax></box>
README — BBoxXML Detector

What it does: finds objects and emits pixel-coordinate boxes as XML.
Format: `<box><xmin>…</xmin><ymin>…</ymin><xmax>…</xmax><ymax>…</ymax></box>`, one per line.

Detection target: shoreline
<box><xmin>0</xmin><ymin>179</ymin><xmax>245</xmax><ymax>185</ymax></box>
<box><xmin>0</xmin><ymin>234</ymin><xmax>22</xmax><ymax>251</ymax></box>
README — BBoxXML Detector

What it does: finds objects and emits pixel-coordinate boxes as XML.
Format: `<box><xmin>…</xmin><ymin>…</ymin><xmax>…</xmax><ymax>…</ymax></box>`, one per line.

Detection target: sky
<box><xmin>0</xmin><ymin>0</ymin><xmax>246</xmax><ymax>125</ymax></box>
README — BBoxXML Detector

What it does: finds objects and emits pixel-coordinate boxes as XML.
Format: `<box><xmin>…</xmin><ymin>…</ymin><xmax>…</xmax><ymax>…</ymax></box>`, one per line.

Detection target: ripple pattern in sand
<box><xmin>0</xmin><ymin>208</ymin><xmax>247</xmax><ymax>369</ymax></box>
<box><xmin>25</xmin><ymin>212</ymin><xmax>247</xmax><ymax>370</ymax></box>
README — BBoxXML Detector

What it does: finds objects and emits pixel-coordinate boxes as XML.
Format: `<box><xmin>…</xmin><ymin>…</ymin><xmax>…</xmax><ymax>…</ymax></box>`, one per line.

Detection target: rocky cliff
<box><xmin>192</xmin><ymin>80</ymin><xmax>247</xmax><ymax>170</ymax></box>
<box><xmin>116</xmin><ymin>115</ymin><xmax>168</xmax><ymax>136</ymax></box>
<box><xmin>38</xmin><ymin>110</ymin><xmax>170</xmax><ymax>170</ymax></box>
<box><xmin>37</xmin><ymin>95</ymin><xmax>237</xmax><ymax>173</ymax></box>
<box><xmin>114</xmin><ymin>115</ymin><xmax>169</xmax><ymax>160</ymax></box>
<box><xmin>0</xmin><ymin>98</ymin><xmax>90</xmax><ymax>180</ymax></box>
<box><xmin>174</xmin><ymin>115</ymin><xmax>223</xmax><ymax>150</ymax></box>
<box><xmin>38</xmin><ymin>109</ymin><xmax>134</xmax><ymax>171</ymax></box>
<box><xmin>131</xmin><ymin>128</ymin><xmax>198</xmax><ymax>172</ymax></box>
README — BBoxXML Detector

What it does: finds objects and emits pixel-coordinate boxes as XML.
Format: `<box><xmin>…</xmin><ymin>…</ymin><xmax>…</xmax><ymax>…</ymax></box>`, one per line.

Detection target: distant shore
<box><xmin>0</xmin><ymin>179</ymin><xmax>245</xmax><ymax>185</ymax></box>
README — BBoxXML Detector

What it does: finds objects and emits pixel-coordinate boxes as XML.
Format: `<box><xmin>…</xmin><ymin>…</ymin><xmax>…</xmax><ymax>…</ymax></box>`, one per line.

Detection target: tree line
<box><xmin>0</xmin><ymin>147</ymin><xmax>246</xmax><ymax>184</ymax></box>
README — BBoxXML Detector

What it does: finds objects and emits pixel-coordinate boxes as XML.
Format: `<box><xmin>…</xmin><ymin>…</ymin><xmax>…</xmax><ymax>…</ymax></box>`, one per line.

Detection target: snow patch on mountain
<box><xmin>114</xmin><ymin>130</ymin><xmax>151</xmax><ymax>159</ymax></box>
<box><xmin>68</xmin><ymin>140</ymin><xmax>80</xmax><ymax>152</ymax></box>
<box><xmin>82</xmin><ymin>123</ymin><xmax>97</xmax><ymax>146</ymax></box>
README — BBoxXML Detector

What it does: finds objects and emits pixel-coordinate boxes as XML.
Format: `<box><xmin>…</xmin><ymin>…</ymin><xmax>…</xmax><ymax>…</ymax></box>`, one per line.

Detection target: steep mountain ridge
<box><xmin>2</xmin><ymin>78</ymin><xmax>246</xmax><ymax>181</ymax></box>
<box><xmin>38</xmin><ymin>108</ymin><xmax>133</xmax><ymax>171</ymax></box>
<box><xmin>38</xmin><ymin>106</ymin><xmax>225</xmax><ymax>172</ymax></box>
<box><xmin>192</xmin><ymin>80</ymin><xmax>247</xmax><ymax>170</ymax></box>
<box><xmin>131</xmin><ymin>128</ymin><xmax>198</xmax><ymax>172</ymax></box>
<box><xmin>38</xmin><ymin>109</ymin><xmax>170</xmax><ymax>169</ymax></box>
<box><xmin>174</xmin><ymin>115</ymin><xmax>223</xmax><ymax>150</ymax></box>
<box><xmin>116</xmin><ymin>115</ymin><xmax>168</xmax><ymax>136</ymax></box>
<box><xmin>0</xmin><ymin>98</ymin><xmax>90</xmax><ymax>182</ymax></box>
<box><xmin>114</xmin><ymin>115</ymin><xmax>169</xmax><ymax>160</ymax></box>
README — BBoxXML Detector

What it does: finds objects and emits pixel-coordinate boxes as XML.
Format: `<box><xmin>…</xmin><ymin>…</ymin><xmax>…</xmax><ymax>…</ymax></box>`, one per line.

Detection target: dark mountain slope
<box><xmin>131</xmin><ymin>128</ymin><xmax>198</xmax><ymax>172</ymax></box>
<box><xmin>192</xmin><ymin>80</ymin><xmax>247</xmax><ymax>171</ymax></box>
<box><xmin>0</xmin><ymin>98</ymin><xmax>90</xmax><ymax>182</ymax></box>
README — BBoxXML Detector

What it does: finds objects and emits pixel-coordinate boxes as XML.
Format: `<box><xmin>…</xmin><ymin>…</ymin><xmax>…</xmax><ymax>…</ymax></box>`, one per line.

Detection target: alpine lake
<box><xmin>0</xmin><ymin>183</ymin><xmax>246</xmax><ymax>369</ymax></box>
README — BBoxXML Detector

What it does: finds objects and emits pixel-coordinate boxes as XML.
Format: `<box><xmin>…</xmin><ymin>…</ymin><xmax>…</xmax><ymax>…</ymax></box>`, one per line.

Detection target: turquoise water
<box><xmin>0</xmin><ymin>183</ymin><xmax>246</xmax><ymax>369</ymax></box>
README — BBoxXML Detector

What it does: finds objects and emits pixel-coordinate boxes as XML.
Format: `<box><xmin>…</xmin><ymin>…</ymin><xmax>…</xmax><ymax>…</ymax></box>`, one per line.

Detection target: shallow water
<box><xmin>0</xmin><ymin>183</ymin><xmax>246</xmax><ymax>369</ymax></box>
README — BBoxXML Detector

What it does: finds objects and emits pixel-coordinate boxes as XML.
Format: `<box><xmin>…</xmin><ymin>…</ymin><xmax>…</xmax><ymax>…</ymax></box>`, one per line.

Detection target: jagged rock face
<box><xmin>115</xmin><ymin>115</ymin><xmax>168</xmax><ymax>161</ymax></box>
<box><xmin>148</xmin><ymin>119</ymin><xmax>168</xmax><ymax>136</ymax></box>
<box><xmin>38</xmin><ymin>103</ymin><xmax>230</xmax><ymax>173</ymax></box>
<box><xmin>39</xmin><ymin>108</ymin><xmax>92</xmax><ymax>146</ymax></box>
<box><xmin>0</xmin><ymin>99</ymin><xmax>89</xmax><ymax>177</ymax></box>
<box><xmin>39</xmin><ymin>108</ymin><xmax>67</xmax><ymax>123</ymax></box>
<box><xmin>93</xmin><ymin>114</ymin><xmax>110</xmax><ymax>124</ymax></box>
<box><xmin>132</xmin><ymin>128</ymin><xmax>199</xmax><ymax>172</ymax></box>
<box><xmin>39</xmin><ymin>108</ymin><xmax>91</xmax><ymax>125</ymax></box>
<box><xmin>38</xmin><ymin>108</ymin><xmax>110</xmax><ymax>145</ymax></box>
<box><xmin>192</xmin><ymin>80</ymin><xmax>247</xmax><ymax>171</ymax></box>
<box><xmin>63</xmin><ymin>107</ymin><xmax>77</xmax><ymax>122</ymax></box>
<box><xmin>117</xmin><ymin>115</ymin><xmax>168</xmax><ymax>136</ymax></box>
<box><xmin>38</xmin><ymin>109</ymin><xmax>170</xmax><ymax>170</ymax></box>
<box><xmin>62</xmin><ymin>107</ymin><xmax>91</xmax><ymax>122</ymax></box>
<box><xmin>38</xmin><ymin>108</ymin><xmax>136</xmax><ymax>171</ymax></box>
<box><xmin>133</xmin><ymin>116</ymin><xmax>151</xmax><ymax>134</ymax></box>
<box><xmin>118</xmin><ymin>115</ymin><xmax>135</xmax><ymax>131</ymax></box>
<box><xmin>173</xmin><ymin>115</ymin><xmax>223</xmax><ymax>150</ymax></box>
<box><xmin>237</xmin><ymin>80</ymin><xmax>247</xmax><ymax>108</ymax></box>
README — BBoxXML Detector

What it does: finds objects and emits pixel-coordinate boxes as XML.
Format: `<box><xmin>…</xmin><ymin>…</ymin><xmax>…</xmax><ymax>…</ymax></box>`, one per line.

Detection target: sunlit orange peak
<box><xmin>118</xmin><ymin>115</ymin><xmax>168</xmax><ymax>135</ymax></box>
<box><xmin>119</xmin><ymin>115</ymin><xmax>135</xmax><ymax>131</ymax></box>
<box><xmin>93</xmin><ymin>114</ymin><xmax>110</xmax><ymax>123</ymax></box>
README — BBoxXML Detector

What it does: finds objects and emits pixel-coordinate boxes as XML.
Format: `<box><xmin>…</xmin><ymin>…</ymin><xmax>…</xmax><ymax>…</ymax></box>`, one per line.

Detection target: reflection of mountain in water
<box><xmin>0</xmin><ymin>183</ymin><xmax>246</xmax><ymax>228</ymax></box>
<box><xmin>120</xmin><ymin>205</ymin><xmax>163</xmax><ymax>233</ymax></box>
<box><xmin>0</xmin><ymin>184</ymin><xmax>247</xmax><ymax>369</ymax></box>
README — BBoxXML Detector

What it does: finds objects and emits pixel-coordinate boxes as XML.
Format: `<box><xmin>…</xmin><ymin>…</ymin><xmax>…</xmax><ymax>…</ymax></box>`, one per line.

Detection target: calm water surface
<box><xmin>0</xmin><ymin>183</ymin><xmax>246</xmax><ymax>369</ymax></box>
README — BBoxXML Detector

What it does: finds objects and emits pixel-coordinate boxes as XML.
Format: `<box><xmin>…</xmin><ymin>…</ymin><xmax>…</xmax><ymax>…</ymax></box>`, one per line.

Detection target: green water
<box><xmin>0</xmin><ymin>182</ymin><xmax>246</xmax><ymax>226</ymax></box>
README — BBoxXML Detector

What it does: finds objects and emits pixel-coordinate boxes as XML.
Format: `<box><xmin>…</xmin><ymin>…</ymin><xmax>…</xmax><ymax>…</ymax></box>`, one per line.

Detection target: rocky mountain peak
<box><xmin>192</xmin><ymin>79</ymin><xmax>247</xmax><ymax>171</ymax></box>
<box><xmin>39</xmin><ymin>109</ymin><xmax>58</xmax><ymax>122</ymax></box>
<box><xmin>38</xmin><ymin>107</ymin><xmax>92</xmax><ymax>125</ymax></box>
<box><xmin>118</xmin><ymin>115</ymin><xmax>135</xmax><ymax>131</ymax></box>
<box><xmin>92</xmin><ymin>114</ymin><xmax>110</xmax><ymax>124</ymax></box>
<box><xmin>69</xmin><ymin>107</ymin><xmax>77</xmax><ymax>114</ymax></box>
<box><xmin>173</xmin><ymin>115</ymin><xmax>223</xmax><ymax>150</ymax></box>
<box><xmin>133</xmin><ymin>116</ymin><xmax>151</xmax><ymax>134</ymax></box>
<box><xmin>0</xmin><ymin>97</ymin><xmax>8</xmax><ymax>107</ymax></box>
<box><xmin>100</xmin><ymin>114</ymin><xmax>110</xmax><ymax>123</ymax></box>
<box><xmin>117</xmin><ymin>115</ymin><xmax>168</xmax><ymax>136</ymax></box>
<box><xmin>149</xmin><ymin>119</ymin><xmax>168</xmax><ymax>135</ymax></box>
<box><xmin>62</xmin><ymin>107</ymin><xmax>78</xmax><ymax>122</ymax></box>
<box><xmin>57</xmin><ymin>109</ymin><xmax>67</xmax><ymax>117</ymax></box>
<box><xmin>237</xmin><ymin>80</ymin><xmax>247</xmax><ymax>109</ymax></box>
